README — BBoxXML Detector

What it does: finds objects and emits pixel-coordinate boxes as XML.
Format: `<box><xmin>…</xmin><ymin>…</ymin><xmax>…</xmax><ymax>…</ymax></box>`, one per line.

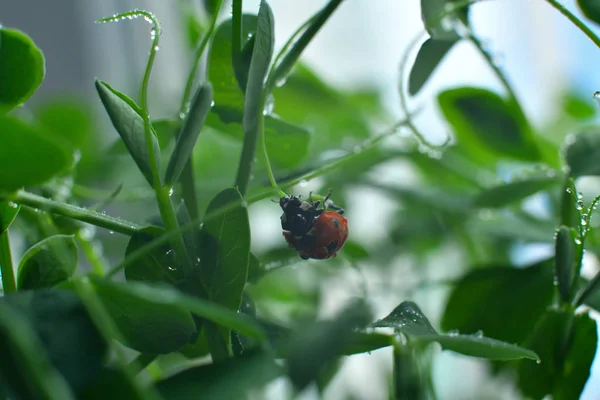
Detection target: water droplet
<box><xmin>109</xmin><ymin>231</ymin><xmax>115</xmax><ymax>235</ymax></box>
<box><xmin>178</xmin><ymin>112</ymin><xmax>186</xmax><ymax>119</ymax></box>
<box><xmin>153</xmin><ymin>45</ymin><xmax>160</xmax><ymax>51</ymax></box>
<box><xmin>263</xmin><ymin>95</ymin><xmax>275</xmax><ymax>115</ymax></box>
<box><xmin>575</xmin><ymin>237</ymin><xmax>582</xmax><ymax>245</ymax></box>
<box><xmin>576</xmin><ymin>200</ymin><xmax>584</xmax><ymax>210</ymax></box>
<box><xmin>474</xmin><ymin>330</ymin><xmax>484</xmax><ymax>338</ymax></box>
<box><xmin>210</xmin><ymin>100</ymin><xmax>215</xmax><ymax>107</ymax></box>
<box><xmin>275</xmin><ymin>76</ymin><xmax>288</xmax><ymax>87</ymax></box>
<box><xmin>8</xmin><ymin>202</ymin><xmax>17</xmax><ymax>209</ymax></box>
<box><xmin>168</xmin><ymin>265</ymin><xmax>177</xmax><ymax>271</ymax></box>
<box><xmin>594</xmin><ymin>91</ymin><xmax>600</xmax><ymax>100</ymax></box>
<box><xmin>168</xmin><ymin>187</ymin><xmax>174</xmax><ymax>196</ymax></box>
<box><xmin>581</xmin><ymin>213</ymin><xmax>589</xmax><ymax>226</ymax></box>
<box><xmin>536</xmin><ymin>359</ymin><xmax>542</xmax><ymax>365</ymax></box>
<box><xmin>566</xmin><ymin>187</ymin><xmax>572</xmax><ymax>194</ymax></box>
<box><xmin>446</xmin><ymin>329</ymin><xmax>459</xmax><ymax>337</ymax></box>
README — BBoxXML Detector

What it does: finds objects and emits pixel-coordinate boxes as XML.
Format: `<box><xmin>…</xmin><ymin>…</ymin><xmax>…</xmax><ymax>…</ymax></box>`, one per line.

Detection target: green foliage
<box><xmin>2</xmin><ymin>1</ymin><xmax>600</xmax><ymax>399</ymax></box>
<box><xmin>0</xmin><ymin>27</ymin><xmax>45</xmax><ymax>114</ymax></box>
<box><xmin>578</xmin><ymin>0</ymin><xmax>600</xmax><ymax>24</ymax></box>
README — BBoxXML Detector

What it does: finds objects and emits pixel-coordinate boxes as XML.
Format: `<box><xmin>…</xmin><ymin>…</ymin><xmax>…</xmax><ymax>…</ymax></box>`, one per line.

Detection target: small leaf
<box><xmin>564</xmin><ymin>128</ymin><xmax>600</xmax><ymax>177</ymax></box>
<box><xmin>201</xmin><ymin>188</ymin><xmax>250</xmax><ymax>311</ymax></box>
<box><xmin>438</xmin><ymin>87</ymin><xmax>540</xmax><ymax>163</ymax></box>
<box><xmin>409</xmin><ymin>38</ymin><xmax>456</xmax><ymax>96</ymax></box>
<box><xmin>0</xmin><ymin>27</ymin><xmax>45</xmax><ymax>114</ymax></box>
<box><xmin>560</xmin><ymin>178</ymin><xmax>580</xmax><ymax>228</ymax></box>
<box><xmin>90</xmin><ymin>277</ymin><xmax>264</xmax><ymax>340</ymax></box>
<box><xmin>95</xmin><ymin>79</ymin><xmax>160</xmax><ymax>186</ymax></box>
<box><xmin>554</xmin><ymin>226</ymin><xmax>576</xmax><ymax>303</ymax></box>
<box><xmin>156</xmin><ymin>349</ymin><xmax>282</xmax><ymax>400</ymax></box>
<box><xmin>0</xmin><ymin>116</ymin><xmax>73</xmax><ymax>193</ymax></box>
<box><xmin>441</xmin><ymin>259</ymin><xmax>554</xmax><ymax>345</ymax></box>
<box><xmin>577</xmin><ymin>0</ymin><xmax>600</xmax><ymax>24</ymax></box>
<box><xmin>286</xmin><ymin>301</ymin><xmax>372</xmax><ymax>390</ymax></box>
<box><xmin>517</xmin><ymin>310</ymin><xmax>598</xmax><ymax>400</ymax></box>
<box><xmin>91</xmin><ymin>278</ymin><xmax>196</xmax><ymax>354</ymax></box>
<box><xmin>375</xmin><ymin>302</ymin><xmax>538</xmax><ymax>361</ymax></box>
<box><xmin>473</xmin><ymin>176</ymin><xmax>559</xmax><ymax>208</ymax></box>
<box><xmin>17</xmin><ymin>235</ymin><xmax>77</xmax><ymax>290</ymax></box>
<box><xmin>124</xmin><ymin>226</ymin><xmax>182</xmax><ymax>285</ymax></box>
<box><xmin>165</xmin><ymin>83</ymin><xmax>213</xmax><ymax>185</ymax></box>
<box><xmin>0</xmin><ymin>202</ymin><xmax>20</xmax><ymax>234</ymax></box>
<box><xmin>0</xmin><ymin>289</ymin><xmax>107</xmax><ymax>397</ymax></box>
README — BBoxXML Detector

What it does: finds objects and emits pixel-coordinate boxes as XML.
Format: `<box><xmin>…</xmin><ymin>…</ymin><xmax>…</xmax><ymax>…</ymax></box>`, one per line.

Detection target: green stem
<box><xmin>76</xmin><ymin>232</ymin><xmax>106</xmax><ymax>275</ymax></box>
<box><xmin>259</xmin><ymin>96</ymin><xmax>286</xmax><ymax>197</ymax></box>
<box><xmin>179</xmin><ymin>162</ymin><xmax>200</xmax><ymax>221</ymax></box>
<box><xmin>0</xmin><ymin>231</ymin><xmax>16</xmax><ymax>293</ymax></box>
<box><xmin>6</xmin><ymin>190</ymin><xmax>141</xmax><ymax>236</ymax></box>
<box><xmin>232</xmin><ymin>0</ymin><xmax>243</xmax><ymax>63</ymax></box>
<box><xmin>265</xmin><ymin>0</ymin><xmax>343</xmax><ymax>93</ymax></box>
<box><xmin>179</xmin><ymin>0</ymin><xmax>224</xmax><ymax>115</ymax></box>
<box><xmin>544</xmin><ymin>0</ymin><xmax>600</xmax><ymax>48</ymax></box>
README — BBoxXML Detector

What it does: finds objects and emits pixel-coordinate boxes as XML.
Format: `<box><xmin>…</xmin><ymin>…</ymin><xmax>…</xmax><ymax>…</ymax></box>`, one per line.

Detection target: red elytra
<box><xmin>283</xmin><ymin>211</ymin><xmax>349</xmax><ymax>260</ymax></box>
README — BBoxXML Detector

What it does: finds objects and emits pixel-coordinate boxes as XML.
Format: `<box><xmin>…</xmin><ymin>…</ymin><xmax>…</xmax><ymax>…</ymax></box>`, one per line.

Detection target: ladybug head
<box><xmin>279</xmin><ymin>195</ymin><xmax>302</xmax><ymax>211</ymax></box>
<box><xmin>279</xmin><ymin>195</ymin><xmax>322</xmax><ymax>236</ymax></box>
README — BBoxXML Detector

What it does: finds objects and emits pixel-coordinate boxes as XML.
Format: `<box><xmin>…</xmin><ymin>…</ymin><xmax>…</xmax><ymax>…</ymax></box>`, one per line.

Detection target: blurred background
<box><xmin>2</xmin><ymin>0</ymin><xmax>600</xmax><ymax>398</ymax></box>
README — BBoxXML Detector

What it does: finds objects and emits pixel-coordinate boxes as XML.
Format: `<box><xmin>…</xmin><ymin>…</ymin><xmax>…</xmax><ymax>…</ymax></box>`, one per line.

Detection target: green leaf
<box><xmin>560</xmin><ymin>178</ymin><xmax>580</xmax><ymax>228</ymax></box>
<box><xmin>577</xmin><ymin>0</ymin><xmax>600</xmax><ymax>24</ymax></box>
<box><xmin>375</xmin><ymin>302</ymin><xmax>539</xmax><ymax>361</ymax></box>
<box><xmin>91</xmin><ymin>278</ymin><xmax>196</xmax><ymax>354</ymax></box>
<box><xmin>0</xmin><ymin>202</ymin><xmax>20</xmax><ymax>234</ymax></box>
<box><xmin>90</xmin><ymin>277</ymin><xmax>264</xmax><ymax>340</ymax></box>
<box><xmin>207</xmin><ymin>112</ymin><xmax>311</xmax><ymax>168</ymax></box>
<box><xmin>17</xmin><ymin>235</ymin><xmax>77</xmax><ymax>290</ymax></box>
<box><xmin>157</xmin><ymin>349</ymin><xmax>282</xmax><ymax>400</ymax></box>
<box><xmin>517</xmin><ymin>310</ymin><xmax>598</xmax><ymax>400</ymax></box>
<box><xmin>441</xmin><ymin>259</ymin><xmax>554</xmax><ymax>345</ymax></box>
<box><xmin>0</xmin><ymin>116</ymin><xmax>73</xmax><ymax>193</ymax></box>
<box><xmin>107</xmin><ymin>118</ymin><xmax>179</xmax><ymax>154</ymax></box>
<box><xmin>124</xmin><ymin>226</ymin><xmax>183</xmax><ymax>285</ymax></box>
<box><xmin>286</xmin><ymin>301</ymin><xmax>372</xmax><ymax>390</ymax></box>
<box><xmin>0</xmin><ymin>27</ymin><xmax>45</xmax><ymax>114</ymax></box>
<box><xmin>420</xmin><ymin>0</ymin><xmax>469</xmax><ymax>41</ymax></box>
<box><xmin>208</xmin><ymin>14</ymin><xmax>257</xmax><ymax>112</ymax></box>
<box><xmin>0</xmin><ymin>289</ymin><xmax>107</xmax><ymax>397</ymax></box>
<box><xmin>438</xmin><ymin>87</ymin><xmax>540</xmax><ymax>163</ymax></box>
<box><xmin>36</xmin><ymin>100</ymin><xmax>93</xmax><ymax>150</ymax></box>
<box><xmin>409</xmin><ymin>38</ymin><xmax>456</xmax><ymax>96</ymax></box>
<box><xmin>564</xmin><ymin>128</ymin><xmax>600</xmax><ymax>177</ymax></box>
<box><xmin>473</xmin><ymin>175</ymin><xmax>559</xmax><ymax>208</ymax></box>
<box><xmin>554</xmin><ymin>226</ymin><xmax>576</xmax><ymax>303</ymax></box>
<box><xmin>342</xmin><ymin>332</ymin><xmax>394</xmax><ymax>355</ymax></box>
<box><xmin>165</xmin><ymin>83</ymin><xmax>213</xmax><ymax>185</ymax></box>
<box><xmin>95</xmin><ymin>79</ymin><xmax>160</xmax><ymax>186</ymax></box>
<box><xmin>201</xmin><ymin>188</ymin><xmax>250</xmax><ymax>311</ymax></box>
<box><xmin>233</xmin><ymin>34</ymin><xmax>255</xmax><ymax>92</ymax></box>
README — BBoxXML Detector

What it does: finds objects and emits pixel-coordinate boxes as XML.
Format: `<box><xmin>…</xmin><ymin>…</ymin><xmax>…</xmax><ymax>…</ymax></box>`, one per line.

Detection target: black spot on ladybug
<box><xmin>333</xmin><ymin>218</ymin><xmax>339</xmax><ymax>229</ymax></box>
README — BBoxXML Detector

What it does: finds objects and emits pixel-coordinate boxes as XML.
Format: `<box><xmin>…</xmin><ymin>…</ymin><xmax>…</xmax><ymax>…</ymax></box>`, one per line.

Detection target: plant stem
<box><xmin>235</xmin><ymin>94</ymin><xmax>266</xmax><ymax>196</ymax></box>
<box><xmin>544</xmin><ymin>0</ymin><xmax>600</xmax><ymax>48</ymax></box>
<box><xmin>6</xmin><ymin>190</ymin><xmax>141</xmax><ymax>236</ymax></box>
<box><xmin>259</xmin><ymin>97</ymin><xmax>287</xmax><ymax>197</ymax></box>
<box><xmin>76</xmin><ymin>232</ymin><xmax>106</xmax><ymax>275</ymax></box>
<box><xmin>0</xmin><ymin>231</ymin><xmax>16</xmax><ymax>293</ymax></box>
<box><xmin>265</xmin><ymin>0</ymin><xmax>344</xmax><ymax>93</ymax></box>
<box><xmin>232</xmin><ymin>0</ymin><xmax>243</xmax><ymax>63</ymax></box>
<box><xmin>179</xmin><ymin>0</ymin><xmax>224</xmax><ymax>115</ymax></box>
<box><xmin>180</xmin><ymin>161</ymin><xmax>200</xmax><ymax>221</ymax></box>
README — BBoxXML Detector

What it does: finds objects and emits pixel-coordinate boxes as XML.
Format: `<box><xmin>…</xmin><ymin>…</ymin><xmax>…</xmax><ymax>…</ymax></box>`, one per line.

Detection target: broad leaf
<box><xmin>564</xmin><ymin>128</ymin><xmax>600</xmax><ymax>177</ymax></box>
<box><xmin>206</xmin><ymin>113</ymin><xmax>310</xmax><ymax>168</ymax></box>
<box><xmin>441</xmin><ymin>259</ymin><xmax>554</xmax><ymax>344</ymax></box>
<box><xmin>473</xmin><ymin>175</ymin><xmax>559</xmax><ymax>208</ymax></box>
<box><xmin>90</xmin><ymin>277</ymin><xmax>264</xmax><ymax>340</ymax></box>
<box><xmin>374</xmin><ymin>302</ymin><xmax>538</xmax><ymax>361</ymax></box>
<box><xmin>0</xmin><ymin>202</ymin><xmax>20</xmax><ymax>234</ymax></box>
<box><xmin>157</xmin><ymin>349</ymin><xmax>282</xmax><ymax>400</ymax></box>
<box><xmin>107</xmin><ymin>118</ymin><xmax>179</xmax><ymax>154</ymax></box>
<box><xmin>438</xmin><ymin>87</ymin><xmax>540</xmax><ymax>163</ymax></box>
<box><xmin>409</xmin><ymin>38</ymin><xmax>456</xmax><ymax>96</ymax></box>
<box><xmin>91</xmin><ymin>278</ymin><xmax>196</xmax><ymax>354</ymax></box>
<box><xmin>420</xmin><ymin>0</ymin><xmax>470</xmax><ymax>41</ymax></box>
<box><xmin>95</xmin><ymin>80</ymin><xmax>160</xmax><ymax>186</ymax></box>
<box><xmin>286</xmin><ymin>301</ymin><xmax>372</xmax><ymax>390</ymax></box>
<box><xmin>124</xmin><ymin>226</ymin><xmax>183</xmax><ymax>285</ymax></box>
<box><xmin>0</xmin><ymin>27</ymin><xmax>45</xmax><ymax>114</ymax></box>
<box><xmin>165</xmin><ymin>83</ymin><xmax>213</xmax><ymax>185</ymax></box>
<box><xmin>0</xmin><ymin>289</ymin><xmax>107</xmax><ymax>397</ymax></box>
<box><xmin>517</xmin><ymin>310</ymin><xmax>598</xmax><ymax>400</ymax></box>
<box><xmin>17</xmin><ymin>235</ymin><xmax>77</xmax><ymax>290</ymax></box>
<box><xmin>0</xmin><ymin>116</ymin><xmax>73</xmax><ymax>193</ymax></box>
<box><xmin>200</xmin><ymin>188</ymin><xmax>250</xmax><ymax>311</ymax></box>
<box><xmin>578</xmin><ymin>0</ymin><xmax>600</xmax><ymax>24</ymax></box>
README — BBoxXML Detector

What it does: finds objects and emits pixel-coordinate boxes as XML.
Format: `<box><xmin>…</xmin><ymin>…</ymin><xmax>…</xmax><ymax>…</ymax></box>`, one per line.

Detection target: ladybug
<box><xmin>279</xmin><ymin>190</ymin><xmax>349</xmax><ymax>260</ymax></box>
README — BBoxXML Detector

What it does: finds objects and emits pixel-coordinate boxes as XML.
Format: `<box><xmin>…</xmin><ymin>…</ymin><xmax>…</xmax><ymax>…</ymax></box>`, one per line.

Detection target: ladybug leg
<box><xmin>322</xmin><ymin>189</ymin><xmax>332</xmax><ymax>208</ymax></box>
<box><xmin>327</xmin><ymin>203</ymin><xmax>345</xmax><ymax>215</ymax></box>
